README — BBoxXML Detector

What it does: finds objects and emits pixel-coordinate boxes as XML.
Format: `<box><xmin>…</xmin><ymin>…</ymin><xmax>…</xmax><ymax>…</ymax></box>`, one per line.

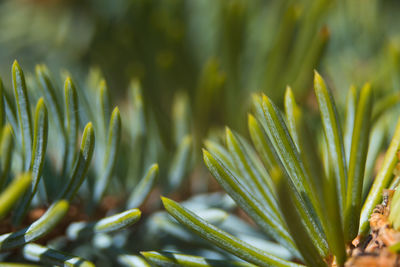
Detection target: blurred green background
<box><xmin>0</xmin><ymin>0</ymin><xmax>399</xmax><ymax>143</ymax></box>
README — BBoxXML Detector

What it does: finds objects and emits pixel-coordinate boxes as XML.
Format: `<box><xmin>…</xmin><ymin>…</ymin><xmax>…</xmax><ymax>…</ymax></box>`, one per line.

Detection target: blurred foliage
<box><xmin>0</xmin><ymin>61</ymin><xmax>193</xmax><ymax>266</ymax></box>
<box><xmin>1</xmin><ymin>0</ymin><xmax>399</xmax><ymax>144</ymax></box>
<box><xmin>0</xmin><ymin>0</ymin><xmax>373</xmax><ymax>141</ymax></box>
